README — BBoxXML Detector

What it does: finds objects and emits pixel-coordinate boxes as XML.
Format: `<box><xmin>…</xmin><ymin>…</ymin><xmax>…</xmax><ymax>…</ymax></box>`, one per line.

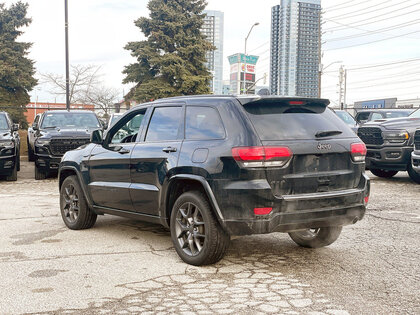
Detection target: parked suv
<box><xmin>58</xmin><ymin>96</ymin><xmax>370</xmax><ymax>265</ymax></box>
<box><xmin>357</xmin><ymin>109</ymin><xmax>420</xmax><ymax>183</ymax></box>
<box><xmin>33</xmin><ymin>110</ymin><xmax>102</xmax><ymax>180</ymax></box>
<box><xmin>0</xmin><ymin>112</ymin><xmax>20</xmax><ymax>181</ymax></box>
<box><xmin>27</xmin><ymin>113</ymin><xmax>41</xmax><ymax>161</ymax></box>
<box><xmin>411</xmin><ymin>129</ymin><xmax>420</xmax><ymax>175</ymax></box>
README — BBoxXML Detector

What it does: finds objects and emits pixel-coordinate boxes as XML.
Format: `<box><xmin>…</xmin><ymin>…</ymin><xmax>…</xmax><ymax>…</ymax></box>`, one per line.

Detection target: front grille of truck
<box><xmin>414</xmin><ymin>130</ymin><xmax>420</xmax><ymax>150</ymax></box>
<box><xmin>50</xmin><ymin>138</ymin><xmax>90</xmax><ymax>156</ymax></box>
<box><xmin>358</xmin><ymin>127</ymin><xmax>383</xmax><ymax>145</ymax></box>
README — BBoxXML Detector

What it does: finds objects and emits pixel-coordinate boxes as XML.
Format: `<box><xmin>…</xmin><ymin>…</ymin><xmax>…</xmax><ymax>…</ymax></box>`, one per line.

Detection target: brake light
<box><xmin>232</xmin><ymin>146</ymin><xmax>293</xmax><ymax>167</ymax></box>
<box><xmin>254</xmin><ymin>207</ymin><xmax>273</xmax><ymax>215</ymax></box>
<box><xmin>289</xmin><ymin>101</ymin><xmax>304</xmax><ymax>105</ymax></box>
<box><xmin>351</xmin><ymin>143</ymin><xmax>367</xmax><ymax>162</ymax></box>
<box><xmin>364</xmin><ymin>196</ymin><xmax>369</xmax><ymax>205</ymax></box>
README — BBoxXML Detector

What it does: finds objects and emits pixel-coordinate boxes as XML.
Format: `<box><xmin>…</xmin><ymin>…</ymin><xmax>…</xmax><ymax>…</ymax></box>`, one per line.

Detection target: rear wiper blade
<box><xmin>43</xmin><ymin>126</ymin><xmax>58</xmax><ymax>129</ymax></box>
<box><xmin>315</xmin><ymin>130</ymin><xmax>343</xmax><ymax>138</ymax></box>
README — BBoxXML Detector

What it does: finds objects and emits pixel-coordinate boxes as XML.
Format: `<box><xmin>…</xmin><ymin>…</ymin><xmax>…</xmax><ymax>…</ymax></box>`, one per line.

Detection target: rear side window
<box><xmin>185</xmin><ymin>106</ymin><xmax>225</xmax><ymax>140</ymax></box>
<box><xmin>146</xmin><ymin>107</ymin><xmax>182</xmax><ymax>141</ymax></box>
<box><xmin>0</xmin><ymin>114</ymin><xmax>9</xmax><ymax>130</ymax></box>
<box><xmin>244</xmin><ymin>102</ymin><xmax>355</xmax><ymax>141</ymax></box>
<box><xmin>371</xmin><ymin>113</ymin><xmax>382</xmax><ymax>120</ymax></box>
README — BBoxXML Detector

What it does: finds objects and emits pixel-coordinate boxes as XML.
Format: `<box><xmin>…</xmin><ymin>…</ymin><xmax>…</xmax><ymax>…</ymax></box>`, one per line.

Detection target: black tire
<box><xmin>5</xmin><ymin>163</ymin><xmax>17</xmax><ymax>181</ymax></box>
<box><xmin>27</xmin><ymin>138</ymin><xmax>35</xmax><ymax>162</ymax></box>
<box><xmin>288</xmin><ymin>226</ymin><xmax>343</xmax><ymax>248</ymax></box>
<box><xmin>170</xmin><ymin>191</ymin><xmax>230</xmax><ymax>266</ymax></box>
<box><xmin>60</xmin><ymin>175</ymin><xmax>97</xmax><ymax>230</ymax></box>
<box><xmin>407</xmin><ymin>163</ymin><xmax>420</xmax><ymax>184</ymax></box>
<box><xmin>35</xmin><ymin>165</ymin><xmax>47</xmax><ymax>180</ymax></box>
<box><xmin>16</xmin><ymin>152</ymin><xmax>20</xmax><ymax>171</ymax></box>
<box><xmin>370</xmin><ymin>169</ymin><xmax>398</xmax><ymax>178</ymax></box>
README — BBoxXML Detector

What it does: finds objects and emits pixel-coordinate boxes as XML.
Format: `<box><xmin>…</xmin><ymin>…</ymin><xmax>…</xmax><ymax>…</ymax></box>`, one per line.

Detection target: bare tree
<box><xmin>40</xmin><ymin>64</ymin><xmax>120</xmax><ymax>116</ymax></box>
<box><xmin>41</xmin><ymin>64</ymin><xmax>102</xmax><ymax>104</ymax></box>
<box><xmin>81</xmin><ymin>86</ymin><xmax>120</xmax><ymax>118</ymax></box>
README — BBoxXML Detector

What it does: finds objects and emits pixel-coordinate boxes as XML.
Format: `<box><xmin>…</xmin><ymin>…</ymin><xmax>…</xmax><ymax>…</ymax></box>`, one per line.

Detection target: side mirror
<box><xmin>12</xmin><ymin>123</ymin><xmax>19</xmax><ymax>132</ymax></box>
<box><xmin>32</xmin><ymin>122</ymin><xmax>39</xmax><ymax>131</ymax></box>
<box><xmin>91</xmin><ymin>129</ymin><xmax>103</xmax><ymax>145</ymax></box>
<box><xmin>100</xmin><ymin>119</ymin><xmax>108</xmax><ymax>130</ymax></box>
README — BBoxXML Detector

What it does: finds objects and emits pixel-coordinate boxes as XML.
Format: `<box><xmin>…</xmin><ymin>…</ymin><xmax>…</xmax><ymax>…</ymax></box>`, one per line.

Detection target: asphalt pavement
<box><xmin>0</xmin><ymin>161</ymin><xmax>419</xmax><ymax>314</ymax></box>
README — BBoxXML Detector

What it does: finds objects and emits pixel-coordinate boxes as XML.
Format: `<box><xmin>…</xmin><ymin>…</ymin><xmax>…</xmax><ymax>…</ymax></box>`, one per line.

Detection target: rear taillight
<box><xmin>232</xmin><ymin>146</ymin><xmax>293</xmax><ymax>168</ymax></box>
<box><xmin>351</xmin><ymin>143</ymin><xmax>367</xmax><ymax>162</ymax></box>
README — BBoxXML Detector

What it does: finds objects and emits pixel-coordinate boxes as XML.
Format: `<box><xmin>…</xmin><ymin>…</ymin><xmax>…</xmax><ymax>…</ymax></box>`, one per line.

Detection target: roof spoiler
<box><xmin>238</xmin><ymin>96</ymin><xmax>330</xmax><ymax>107</ymax></box>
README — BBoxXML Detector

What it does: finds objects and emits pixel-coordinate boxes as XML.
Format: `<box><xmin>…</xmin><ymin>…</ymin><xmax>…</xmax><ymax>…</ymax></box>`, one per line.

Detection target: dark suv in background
<box><xmin>357</xmin><ymin>109</ymin><xmax>420</xmax><ymax>183</ymax></box>
<box><xmin>33</xmin><ymin>110</ymin><xmax>102</xmax><ymax>180</ymax></box>
<box><xmin>0</xmin><ymin>112</ymin><xmax>20</xmax><ymax>181</ymax></box>
<box><xmin>58</xmin><ymin>96</ymin><xmax>370</xmax><ymax>265</ymax></box>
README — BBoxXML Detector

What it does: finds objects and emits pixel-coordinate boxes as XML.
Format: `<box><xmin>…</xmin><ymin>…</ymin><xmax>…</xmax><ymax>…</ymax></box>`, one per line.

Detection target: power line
<box><xmin>346</xmin><ymin>58</ymin><xmax>420</xmax><ymax>71</ymax></box>
<box><xmin>324</xmin><ymin>0</ymin><xmax>372</xmax><ymax>12</ymax></box>
<box><xmin>324</xmin><ymin>6</ymin><xmax>420</xmax><ymax>32</ymax></box>
<box><xmin>324</xmin><ymin>29</ymin><xmax>420</xmax><ymax>51</ymax></box>
<box><xmin>325</xmin><ymin>0</ymin><xmax>410</xmax><ymax>20</ymax></box>
<box><xmin>325</xmin><ymin>19</ymin><xmax>420</xmax><ymax>42</ymax></box>
<box><xmin>324</xmin><ymin>0</ymin><xmax>396</xmax><ymax>20</ymax></box>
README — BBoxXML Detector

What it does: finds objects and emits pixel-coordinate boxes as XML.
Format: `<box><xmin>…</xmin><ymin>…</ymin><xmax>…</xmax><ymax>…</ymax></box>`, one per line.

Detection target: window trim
<box><xmin>184</xmin><ymin>105</ymin><xmax>227</xmax><ymax>141</ymax></box>
<box><xmin>143</xmin><ymin>104</ymin><xmax>185</xmax><ymax>143</ymax></box>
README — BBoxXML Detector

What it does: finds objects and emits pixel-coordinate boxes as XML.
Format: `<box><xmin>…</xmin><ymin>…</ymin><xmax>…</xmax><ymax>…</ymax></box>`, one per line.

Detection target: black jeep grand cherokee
<box><xmin>0</xmin><ymin>112</ymin><xmax>20</xmax><ymax>181</ymax></box>
<box><xmin>33</xmin><ymin>110</ymin><xmax>102</xmax><ymax>180</ymax></box>
<box><xmin>58</xmin><ymin>96</ymin><xmax>370</xmax><ymax>265</ymax></box>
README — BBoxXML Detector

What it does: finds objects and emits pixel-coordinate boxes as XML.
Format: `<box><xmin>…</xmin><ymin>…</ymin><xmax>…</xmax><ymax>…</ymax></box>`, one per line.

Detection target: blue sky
<box><xmin>4</xmin><ymin>0</ymin><xmax>420</xmax><ymax>105</ymax></box>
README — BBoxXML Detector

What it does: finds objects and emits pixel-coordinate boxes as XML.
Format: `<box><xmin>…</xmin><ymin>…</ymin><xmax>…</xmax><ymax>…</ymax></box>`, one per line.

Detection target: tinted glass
<box><xmin>146</xmin><ymin>107</ymin><xmax>182</xmax><ymax>141</ymax></box>
<box><xmin>384</xmin><ymin>111</ymin><xmax>411</xmax><ymax>118</ymax></box>
<box><xmin>41</xmin><ymin>112</ymin><xmax>100</xmax><ymax>128</ymax></box>
<box><xmin>244</xmin><ymin>103</ymin><xmax>355</xmax><ymax>141</ymax></box>
<box><xmin>110</xmin><ymin>114</ymin><xmax>122</xmax><ymax>126</ymax></box>
<box><xmin>371</xmin><ymin>113</ymin><xmax>382</xmax><ymax>120</ymax></box>
<box><xmin>0</xmin><ymin>114</ymin><xmax>9</xmax><ymax>130</ymax></box>
<box><xmin>356</xmin><ymin>112</ymin><xmax>370</xmax><ymax>122</ymax></box>
<box><xmin>186</xmin><ymin>107</ymin><xmax>225</xmax><ymax>140</ymax></box>
<box><xmin>336</xmin><ymin>111</ymin><xmax>356</xmax><ymax>125</ymax></box>
<box><xmin>111</xmin><ymin>111</ymin><xmax>145</xmax><ymax>144</ymax></box>
<box><xmin>410</xmin><ymin>109</ymin><xmax>420</xmax><ymax>118</ymax></box>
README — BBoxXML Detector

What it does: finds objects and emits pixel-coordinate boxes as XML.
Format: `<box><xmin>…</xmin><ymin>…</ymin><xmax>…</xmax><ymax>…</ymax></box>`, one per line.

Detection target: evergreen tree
<box><xmin>0</xmin><ymin>2</ymin><xmax>37</xmax><ymax>127</ymax></box>
<box><xmin>123</xmin><ymin>0</ymin><xmax>214</xmax><ymax>102</ymax></box>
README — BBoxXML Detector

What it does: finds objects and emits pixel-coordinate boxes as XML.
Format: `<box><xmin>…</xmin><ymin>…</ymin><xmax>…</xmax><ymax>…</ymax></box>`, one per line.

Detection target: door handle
<box><xmin>162</xmin><ymin>146</ymin><xmax>177</xmax><ymax>153</ymax></box>
<box><xmin>118</xmin><ymin>147</ymin><xmax>130</xmax><ymax>154</ymax></box>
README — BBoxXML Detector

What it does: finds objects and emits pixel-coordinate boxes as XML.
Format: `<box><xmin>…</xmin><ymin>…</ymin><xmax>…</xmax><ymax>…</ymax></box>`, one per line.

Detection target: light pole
<box><xmin>242</xmin><ymin>22</ymin><xmax>259</xmax><ymax>94</ymax></box>
<box><xmin>318</xmin><ymin>60</ymin><xmax>342</xmax><ymax>98</ymax></box>
<box><xmin>65</xmin><ymin>0</ymin><xmax>70</xmax><ymax>111</ymax></box>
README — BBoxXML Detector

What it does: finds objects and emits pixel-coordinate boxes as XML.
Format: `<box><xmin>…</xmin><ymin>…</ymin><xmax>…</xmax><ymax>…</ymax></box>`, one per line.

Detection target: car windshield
<box><xmin>0</xmin><ymin>114</ymin><xmax>9</xmax><ymax>130</ymax></box>
<box><xmin>110</xmin><ymin>115</ymin><xmax>122</xmax><ymax>126</ymax></box>
<box><xmin>41</xmin><ymin>112</ymin><xmax>100</xmax><ymax>129</ymax></box>
<box><xmin>336</xmin><ymin>111</ymin><xmax>356</xmax><ymax>125</ymax></box>
<box><xmin>383</xmin><ymin>111</ymin><xmax>411</xmax><ymax>118</ymax></box>
<box><xmin>409</xmin><ymin>109</ymin><xmax>420</xmax><ymax>118</ymax></box>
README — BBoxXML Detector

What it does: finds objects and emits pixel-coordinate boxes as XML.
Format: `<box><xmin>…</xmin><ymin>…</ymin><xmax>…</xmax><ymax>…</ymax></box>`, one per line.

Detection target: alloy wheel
<box><xmin>62</xmin><ymin>184</ymin><xmax>79</xmax><ymax>223</ymax></box>
<box><xmin>174</xmin><ymin>202</ymin><xmax>206</xmax><ymax>256</ymax></box>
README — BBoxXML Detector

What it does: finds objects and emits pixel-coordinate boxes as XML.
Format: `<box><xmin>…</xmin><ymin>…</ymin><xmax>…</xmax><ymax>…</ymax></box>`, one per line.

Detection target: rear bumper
<box><xmin>411</xmin><ymin>151</ymin><xmax>420</xmax><ymax>173</ymax></box>
<box><xmin>365</xmin><ymin>145</ymin><xmax>412</xmax><ymax>171</ymax></box>
<box><xmin>216</xmin><ymin>174</ymin><xmax>370</xmax><ymax>236</ymax></box>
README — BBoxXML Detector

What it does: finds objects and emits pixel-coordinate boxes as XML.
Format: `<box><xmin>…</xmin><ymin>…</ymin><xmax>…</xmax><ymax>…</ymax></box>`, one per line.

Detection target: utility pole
<box><xmin>338</xmin><ymin>65</ymin><xmax>345</xmax><ymax>110</ymax></box>
<box><xmin>65</xmin><ymin>0</ymin><xmax>70</xmax><ymax>111</ymax></box>
<box><xmin>343</xmin><ymin>69</ymin><xmax>347</xmax><ymax>110</ymax></box>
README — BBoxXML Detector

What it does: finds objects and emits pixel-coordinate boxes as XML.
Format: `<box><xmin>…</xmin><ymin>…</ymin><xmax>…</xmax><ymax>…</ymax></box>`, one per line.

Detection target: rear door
<box><xmin>129</xmin><ymin>105</ymin><xmax>184</xmax><ymax>215</ymax></box>
<box><xmin>242</xmin><ymin>100</ymin><xmax>362</xmax><ymax>197</ymax></box>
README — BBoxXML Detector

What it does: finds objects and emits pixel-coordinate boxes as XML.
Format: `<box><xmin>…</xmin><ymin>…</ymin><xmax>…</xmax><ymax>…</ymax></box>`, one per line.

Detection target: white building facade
<box><xmin>202</xmin><ymin>10</ymin><xmax>224</xmax><ymax>95</ymax></box>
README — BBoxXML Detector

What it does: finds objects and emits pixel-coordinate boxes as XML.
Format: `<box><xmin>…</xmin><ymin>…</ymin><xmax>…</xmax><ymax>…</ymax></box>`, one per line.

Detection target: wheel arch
<box><xmin>59</xmin><ymin>166</ymin><xmax>95</xmax><ymax>208</ymax></box>
<box><xmin>162</xmin><ymin>175</ymin><xmax>226</xmax><ymax>231</ymax></box>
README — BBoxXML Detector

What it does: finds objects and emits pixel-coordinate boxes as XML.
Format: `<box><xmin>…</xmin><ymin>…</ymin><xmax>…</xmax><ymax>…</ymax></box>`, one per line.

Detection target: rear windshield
<box><xmin>244</xmin><ymin>102</ymin><xmax>355</xmax><ymax>141</ymax></box>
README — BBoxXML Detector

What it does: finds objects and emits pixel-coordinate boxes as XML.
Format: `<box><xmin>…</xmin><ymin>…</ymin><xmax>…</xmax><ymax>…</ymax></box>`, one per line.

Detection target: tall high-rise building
<box><xmin>270</xmin><ymin>0</ymin><xmax>321</xmax><ymax>97</ymax></box>
<box><xmin>202</xmin><ymin>10</ymin><xmax>224</xmax><ymax>95</ymax></box>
